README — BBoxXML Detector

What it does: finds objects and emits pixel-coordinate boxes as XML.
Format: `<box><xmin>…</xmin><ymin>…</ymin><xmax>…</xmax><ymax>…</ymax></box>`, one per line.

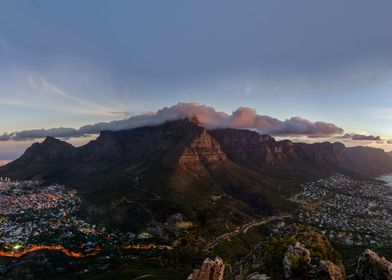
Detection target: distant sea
<box><xmin>378</xmin><ymin>174</ymin><xmax>392</xmax><ymax>186</ymax></box>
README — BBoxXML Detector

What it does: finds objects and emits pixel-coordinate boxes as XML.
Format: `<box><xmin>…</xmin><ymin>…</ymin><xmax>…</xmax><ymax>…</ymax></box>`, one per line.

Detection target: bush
<box><xmin>288</xmin><ymin>254</ymin><xmax>308</xmax><ymax>276</ymax></box>
<box><xmin>262</xmin><ymin>237</ymin><xmax>297</xmax><ymax>277</ymax></box>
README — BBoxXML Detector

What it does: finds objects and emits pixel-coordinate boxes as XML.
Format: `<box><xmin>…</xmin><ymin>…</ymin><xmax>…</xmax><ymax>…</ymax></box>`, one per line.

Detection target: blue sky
<box><xmin>1</xmin><ymin>0</ymin><xmax>392</xmax><ymax>158</ymax></box>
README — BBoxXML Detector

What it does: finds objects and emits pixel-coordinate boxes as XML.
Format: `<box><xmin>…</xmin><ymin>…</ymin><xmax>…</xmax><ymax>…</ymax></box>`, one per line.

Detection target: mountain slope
<box><xmin>209</xmin><ymin>128</ymin><xmax>392</xmax><ymax>181</ymax></box>
<box><xmin>1</xmin><ymin>119</ymin><xmax>392</xmax><ymax>234</ymax></box>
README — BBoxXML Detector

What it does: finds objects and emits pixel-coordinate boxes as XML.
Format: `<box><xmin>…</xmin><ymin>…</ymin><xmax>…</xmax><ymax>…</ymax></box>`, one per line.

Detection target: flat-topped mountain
<box><xmin>1</xmin><ymin>118</ymin><xmax>392</xmax><ymax>233</ymax></box>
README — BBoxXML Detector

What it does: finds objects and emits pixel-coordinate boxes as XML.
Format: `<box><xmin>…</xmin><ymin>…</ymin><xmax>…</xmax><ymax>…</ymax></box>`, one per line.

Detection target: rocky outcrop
<box><xmin>282</xmin><ymin>242</ymin><xmax>345</xmax><ymax>280</ymax></box>
<box><xmin>353</xmin><ymin>249</ymin><xmax>392</xmax><ymax>280</ymax></box>
<box><xmin>283</xmin><ymin>242</ymin><xmax>312</xmax><ymax>278</ymax></box>
<box><xmin>188</xmin><ymin>247</ymin><xmax>392</xmax><ymax>280</ymax></box>
<box><xmin>314</xmin><ymin>260</ymin><xmax>345</xmax><ymax>280</ymax></box>
<box><xmin>228</xmin><ymin>227</ymin><xmax>392</xmax><ymax>280</ymax></box>
<box><xmin>187</xmin><ymin>257</ymin><xmax>225</xmax><ymax>280</ymax></box>
<box><xmin>229</xmin><ymin>224</ymin><xmax>345</xmax><ymax>280</ymax></box>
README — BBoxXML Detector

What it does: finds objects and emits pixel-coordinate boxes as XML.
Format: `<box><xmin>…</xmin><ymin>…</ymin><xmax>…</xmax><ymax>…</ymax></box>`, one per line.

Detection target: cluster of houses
<box><xmin>0</xmin><ymin>180</ymin><xmax>179</xmax><ymax>257</ymax></box>
<box><xmin>0</xmin><ymin>181</ymin><xmax>106</xmax><ymax>252</ymax></box>
<box><xmin>293</xmin><ymin>174</ymin><xmax>392</xmax><ymax>247</ymax></box>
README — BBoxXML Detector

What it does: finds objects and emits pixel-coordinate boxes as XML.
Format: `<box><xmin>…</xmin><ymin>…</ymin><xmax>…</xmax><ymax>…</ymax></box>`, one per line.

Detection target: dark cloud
<box><xmin>0</xmin><ymin>103</ymin><xmax>344</xmax><ymax>141</ymax></box>
<box><xmin>387</xmin><ymin>139</ymin><xmax>392</xmax><ymax>144</ymax></box>
<box><xmin>337</xmin><ymin>134</ymin><xmax>353</xmax><ymax>139</ymax></box>
<box><xmin>337</xmin><ymin>133</ymin><xmax>382</xmax><ymax>141</ymax></box>
<box><xmin>352</xmin><ymin>134</ymin><xmax>381</xmax><ymax>141</ymax></box>
<box><xmin>11</xmin><ymin>128</ymin><xmax>79</xmax><ymax>141</ymax></box>
<box><xmin>0</xmin><ymin>133</ymin><xmax>12</xmax><ymax>141</ymax></box>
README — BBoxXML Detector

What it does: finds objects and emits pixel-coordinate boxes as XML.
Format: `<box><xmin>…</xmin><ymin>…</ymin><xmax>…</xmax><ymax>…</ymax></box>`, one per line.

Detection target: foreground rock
<box><xmin>282</xmin><ymin>242</ymin><xmax>345</xmax><ymax>280</ymax></box>
<box><xmin>187</xmin><ymin>225</ymin><xmax>392</xmax><ymax>280</ymax></box>
<box><xmin>353</xmin><ymin>249</ymin><xmax>392</xmax><ymax>280</ymax></box>
<box><xmin>283</xmin><ymin>242</ymin><xmax>312</xmax><ymax>278</ymax></box>
<box><xmin>315</xmin><ymin>260</ymin><xmax>345</xmax><ymax>280</ymax></box>
<box><xmin>187</xmin><ymin>257</ymin><xmax>225</xmax><ymax>280</ymax></box>
<box><xmin>229</xmin><ymin>224</ymin><xmax>345</xmax><ymax>280</ymax></box>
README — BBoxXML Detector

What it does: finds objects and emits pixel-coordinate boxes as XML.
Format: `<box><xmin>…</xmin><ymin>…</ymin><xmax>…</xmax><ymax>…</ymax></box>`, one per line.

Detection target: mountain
<box><xmin>210</xmin><ymin>129</ymin><xmax>392</xmax><ymax>181</ymax></box>
<box><xmin>0</xmin><ymin>118</ymin><xmax>292</xmax><ymax>234</ymax></box>
<box><xmin>1</xmin><ymin>118</ymin><xmax>392</xmax><ymax>234</ymax></box>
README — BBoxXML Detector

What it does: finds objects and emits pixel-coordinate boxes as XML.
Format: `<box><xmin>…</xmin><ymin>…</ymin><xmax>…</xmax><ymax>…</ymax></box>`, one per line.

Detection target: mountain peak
<box><xmin>184</xmin><ymin>115</ymin><xmax>201</xmax><ymax>126</ymax></box>
<box><xmin>42</xmin><ymin>136</ymin><xmax>61</xmax><ymax>143</ymax></box>
<box><xmin>40</xmin><ymin>136</ymin><xmax>74</xmax><ymax>150</ymax></box>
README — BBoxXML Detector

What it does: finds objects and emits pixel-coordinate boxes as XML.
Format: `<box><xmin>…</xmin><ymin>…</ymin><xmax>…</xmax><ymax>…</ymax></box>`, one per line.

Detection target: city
<box><xmin>292</xmin><ymin>174</ymin><xmax>392</xmax><ymax>247</ymax></box>
<box><xmin>0</xmin><ymin>180</ymin><xmax>174</xmax><ymax>259</ymax></box>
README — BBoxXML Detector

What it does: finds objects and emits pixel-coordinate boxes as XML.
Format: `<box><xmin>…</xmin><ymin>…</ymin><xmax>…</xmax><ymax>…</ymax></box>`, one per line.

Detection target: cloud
<box><xmin>352</xmin><ymin>134</ymin><xmax>381</xmax><ymax>141</ymax></box>
<box><xmin>338</xmin><ymin>133</ymin><xmax>382</xmax><ymax>141</ymax></box>
<box><xmin>387</xmin><ymin>139</ymin><xmax>392</xmax><ymax>144</ymax></box>
<box><xmin>0</xmin><ymin>103</ymin><xmax>344</xmax><ymax>141</ymax></box>
<box><xmin>0</xmin><ymin>133</ymin><xmax>12</xmax><ymax>141</ymax></box>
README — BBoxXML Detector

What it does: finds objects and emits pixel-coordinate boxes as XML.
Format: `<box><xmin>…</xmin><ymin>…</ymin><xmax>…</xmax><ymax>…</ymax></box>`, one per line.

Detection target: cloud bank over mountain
<box><xmin>0</xmin><ymin>103</ymin><xmax>345</xmax><ymax>141</ymax></box>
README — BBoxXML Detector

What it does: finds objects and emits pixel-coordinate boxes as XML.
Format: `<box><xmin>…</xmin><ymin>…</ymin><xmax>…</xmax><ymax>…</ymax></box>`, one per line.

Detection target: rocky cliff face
<box><xmin>208</xmin><ymin>129</ymin><xmax>296</xmax><ymax>167</ymax></box>
<box><xmin>187</xmin><ymin>257</ymin><xmax>225</xmax><ymax>280</ymax></box>
<box><xmin>282</xmin><ymin>242</ymin><xmax>345</xmax><ymax>280</ymax></box>
<box><xmin>210</xmin><ymin>128</ymin><xmax>392</xmax><ymax>179</ymax></box>
<box><xmin>353</xmin><ymin>249</ymin><xmax>392</xmax><ymax>280</ymax></box>
<box><xmin>176</xmin><ymin>128</ymin><xmax>227</xmax><ymax>169</ymax></box>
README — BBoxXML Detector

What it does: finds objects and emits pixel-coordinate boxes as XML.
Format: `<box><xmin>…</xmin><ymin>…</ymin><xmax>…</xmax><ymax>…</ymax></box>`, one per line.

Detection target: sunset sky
<box><xmin>1</xmin><ymin>0</ymin><xmax>392</xmax><ymax>159</ymax></box>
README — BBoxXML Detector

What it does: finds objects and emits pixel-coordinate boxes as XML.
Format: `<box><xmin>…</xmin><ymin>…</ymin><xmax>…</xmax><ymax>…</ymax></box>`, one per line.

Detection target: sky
<box><xmin>1</xmin><ymin>0</ymin><xmax>392</xmax><ymax>159</ymax></box>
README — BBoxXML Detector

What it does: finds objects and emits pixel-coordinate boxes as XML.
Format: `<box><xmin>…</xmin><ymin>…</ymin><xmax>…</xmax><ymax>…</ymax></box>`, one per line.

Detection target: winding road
<box><xmin>205</xmin><ymin>214</ymin><xmax>292</xmax><ymax>250</ymax></box>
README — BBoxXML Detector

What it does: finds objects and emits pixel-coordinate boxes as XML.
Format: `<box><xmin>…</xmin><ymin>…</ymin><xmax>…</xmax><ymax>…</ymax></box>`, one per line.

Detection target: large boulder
<box><xmin>187</xmin><ymin>257</ymin><xmax>225</xmax><ymax>280</ymax></box>
<box><xmin>354</xmin><ymin>249</ymin><xmax>392</xmax><ymax>280</ymax></box>
<box><xmin>314</xmin><ymin>260</ymin><xmax>345</xmax><ymax>280</ymax></box>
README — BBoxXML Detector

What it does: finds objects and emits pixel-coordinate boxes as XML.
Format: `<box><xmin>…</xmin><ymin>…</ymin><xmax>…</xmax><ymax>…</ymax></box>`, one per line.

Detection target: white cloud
<box><xmin>0</xmin><ymin>102</ymin><xmax>344</xmax><ymax>141</ymax></box>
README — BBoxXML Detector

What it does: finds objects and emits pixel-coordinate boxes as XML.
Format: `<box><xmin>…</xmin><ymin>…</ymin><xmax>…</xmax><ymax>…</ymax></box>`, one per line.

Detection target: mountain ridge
<box><xmin>1</xmin><ymin>118</ymin><xmax>392</xmax><ymax>234</ymax></box>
